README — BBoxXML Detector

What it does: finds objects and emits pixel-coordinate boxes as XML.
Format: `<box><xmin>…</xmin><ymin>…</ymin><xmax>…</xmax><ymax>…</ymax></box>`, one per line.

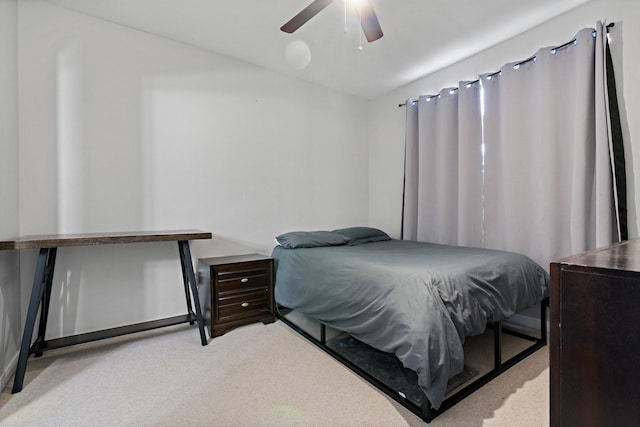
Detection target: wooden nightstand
<box><xmin>198</xmin><ymin>253</ymin><xmax>275</xmax><ymax>338</ymax></box>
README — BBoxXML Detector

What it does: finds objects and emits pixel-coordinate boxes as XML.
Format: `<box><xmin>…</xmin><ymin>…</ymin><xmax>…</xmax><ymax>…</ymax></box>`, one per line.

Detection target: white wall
<box><xmin>16</xmin><ymin>0</ymin><xmax>369</xmax><ymax>339</ymax></box>
<box><xmin>369</xmin><ymin>0</ymin><xmax>640</xmax><ymax>245</ymax></box>
<box><xmin>0</xmin><ymin>0</ymin><xmax>21</xmax><ymax>390</ymax></box>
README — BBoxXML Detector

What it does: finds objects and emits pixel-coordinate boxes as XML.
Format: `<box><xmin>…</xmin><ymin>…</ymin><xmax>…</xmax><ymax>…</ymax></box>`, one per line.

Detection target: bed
<box><xmin>271</xmin><ymin>227</ymin><xmax>550</xmax><ymax>421</ymax></box>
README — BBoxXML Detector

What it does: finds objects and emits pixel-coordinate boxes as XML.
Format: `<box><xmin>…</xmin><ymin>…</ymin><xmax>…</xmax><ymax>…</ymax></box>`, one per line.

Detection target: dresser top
<box><xmin>552</xmin><ymin>238</ymin><xmax>640</xmax><ymax>272</ymax></box>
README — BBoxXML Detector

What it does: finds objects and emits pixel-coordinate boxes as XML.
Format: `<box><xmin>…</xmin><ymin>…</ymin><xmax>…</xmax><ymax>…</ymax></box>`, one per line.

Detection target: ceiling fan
<box><xmin>280</xmin><ymin>0</ymin><xmax>384</xmax><ymax>43</ymax></box>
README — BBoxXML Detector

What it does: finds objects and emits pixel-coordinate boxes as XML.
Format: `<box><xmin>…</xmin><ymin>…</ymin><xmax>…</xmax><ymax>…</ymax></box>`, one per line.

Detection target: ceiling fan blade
<box><xmin>360</xmin><ymin>0</ymin><xmax>383</xmax><ymax>42</ymax></box>
<box><xmin>280</xmin><ymin>0</ymin><xmax>335</xmax><ymax>34</ymax></box>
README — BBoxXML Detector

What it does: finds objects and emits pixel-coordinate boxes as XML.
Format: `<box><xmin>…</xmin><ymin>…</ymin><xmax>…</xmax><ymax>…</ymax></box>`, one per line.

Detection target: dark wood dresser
<box><xmin>550</xmin><ymin>238</ymin><xmax>640</xmax><ymax>427</ymax></box>
<box><xmin>198</xmin><ymin>253</ymin><xmax>275</xmax><ymax>338</ymax></box>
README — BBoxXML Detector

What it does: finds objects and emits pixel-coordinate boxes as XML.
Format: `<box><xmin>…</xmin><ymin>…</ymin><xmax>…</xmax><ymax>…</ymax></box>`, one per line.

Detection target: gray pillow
<box><xmin>333</xmin><ymin>227</ymin><xmax>391</xmax><ymax>245</ymax></box>
<box><xmin>275</xmin><ymin>230</ymin><xmax>350</xmax><ymax>249</ymax></box>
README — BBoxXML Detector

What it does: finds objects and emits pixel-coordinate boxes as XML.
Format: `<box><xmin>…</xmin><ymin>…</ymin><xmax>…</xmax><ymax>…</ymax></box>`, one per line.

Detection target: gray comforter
<box><xmin>272</xmin><ymin>239</ymin><xmax>549</xmax><ymax>409</ymax></box>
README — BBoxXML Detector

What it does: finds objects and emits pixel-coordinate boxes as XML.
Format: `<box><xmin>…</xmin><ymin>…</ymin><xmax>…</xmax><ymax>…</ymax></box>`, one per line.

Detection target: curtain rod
<box><xmin>398</xmin><ymin>22</ymin><xmax>615</xmax><ymax>107</ymax></box>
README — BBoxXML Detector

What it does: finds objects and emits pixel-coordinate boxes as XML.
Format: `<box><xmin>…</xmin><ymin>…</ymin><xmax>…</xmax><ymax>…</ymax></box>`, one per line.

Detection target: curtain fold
<box><xmin>603</xmin><ymin>26</ymin><xmax>628</xmax><ymax>241</ymax></box>
<box><xmin>403</xmin><ymin>22</ymin><xmax>625</xmax><ymax>269</ymax></box>
<box><xmin>457</xmin><ymin>83</ymin><xmax>484</xmax><ymax>247</ymax></box>
<box><xmin>402</xmin><ymin>84</ymin><xmax>483</xmax><ymax>246</ymax></box>
<box><xmin>416</xmin><ymin>91</ymin><xmax>459</xmax><ymax>245</ymax></box>
<box><xmin>402</xmin><ymin>101</ymin><xmax>419</xmax><ymax>240</ymax></box>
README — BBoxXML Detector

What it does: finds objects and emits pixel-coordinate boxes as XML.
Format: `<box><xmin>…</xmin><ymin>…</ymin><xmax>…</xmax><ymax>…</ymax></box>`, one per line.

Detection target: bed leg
<box><xmin>320</xmin><ymin>323</ymin><xmax>326</xmax><ymax>344</ymax></box>
<box><xmin>540</xmin><ymin>298</ymin><xmax>549</xmax><ymax>344</ymax></box>
<box><xmin>494</xmin><ymin>321</ymin><xmax>502</xmax><ymax>372</ymax></box>
<box><xmin>420</xmin><ymin>390</ymin><xmax>433</xmax><ymax>423</ymax></box>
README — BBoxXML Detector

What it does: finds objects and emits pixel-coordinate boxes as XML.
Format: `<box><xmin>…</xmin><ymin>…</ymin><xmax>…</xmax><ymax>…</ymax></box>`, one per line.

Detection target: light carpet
<box><xmin>0</xmin><ymin>321</ymin><xmax>549</xmax><ymax>426</ymax></box>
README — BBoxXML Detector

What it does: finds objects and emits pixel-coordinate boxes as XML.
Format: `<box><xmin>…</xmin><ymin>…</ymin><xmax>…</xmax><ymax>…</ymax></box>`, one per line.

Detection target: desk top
<box><xmin>0</xmin><ymin>230</ymin><xmax>212</xmax><ymax>250</ymax></box>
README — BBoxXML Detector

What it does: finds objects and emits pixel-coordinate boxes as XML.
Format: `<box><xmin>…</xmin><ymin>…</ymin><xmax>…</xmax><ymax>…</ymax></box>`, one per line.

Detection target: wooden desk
<box><xmin>0</xmin><ymin>230</ymin><xmax>212</xmax><ymax>393</ymax></box>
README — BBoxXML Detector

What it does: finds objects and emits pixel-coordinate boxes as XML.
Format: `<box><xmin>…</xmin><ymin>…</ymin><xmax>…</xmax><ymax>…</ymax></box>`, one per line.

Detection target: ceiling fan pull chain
<box><xmin>344</xmin><ymin>0</ymin><xmax>348</xmax><ymax>34</ymax></box>
<box><xmin>358</xmin><ymin>6</ymin><xmax>364</xmax><ymax>51</ymax></box>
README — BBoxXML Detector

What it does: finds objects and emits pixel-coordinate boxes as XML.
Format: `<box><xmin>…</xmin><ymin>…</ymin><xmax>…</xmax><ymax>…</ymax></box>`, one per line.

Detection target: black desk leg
<box><xmin>178</xmin><ymin>245</ymin><xmax>195</xmax><ymax>325</ymax></box>
<box><xmin>35</xmin><ymin>248</ymin><xmax>57</xmax><ymax>357</ymax></box>
<box><xmin>178</xmin><ymin>241</ymin><xmax>207</xmax><ymax>346</ymax></box>
<box><xmin>12</xmin><ymin>248</ymin><xmax>56</xmax><ymax>393</ymax></box>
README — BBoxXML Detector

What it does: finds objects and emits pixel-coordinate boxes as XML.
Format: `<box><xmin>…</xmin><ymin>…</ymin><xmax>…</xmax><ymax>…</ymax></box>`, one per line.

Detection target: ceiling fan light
<box><xmin>281</xmin><ymin>0</ymin><xmax>383</xmax><ymax>43</ymax></box>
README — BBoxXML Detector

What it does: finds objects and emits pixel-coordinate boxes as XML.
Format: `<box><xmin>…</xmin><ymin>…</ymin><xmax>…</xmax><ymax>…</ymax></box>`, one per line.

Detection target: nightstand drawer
<box><xmin>217</xmin><ymin>268</ymin><xmax>270</xmax><ymax>293</ymax></box>
<box><xmin>218</xmin><ymin>290</ymin><xmax>270</xmax><ymax>321</ymax></box>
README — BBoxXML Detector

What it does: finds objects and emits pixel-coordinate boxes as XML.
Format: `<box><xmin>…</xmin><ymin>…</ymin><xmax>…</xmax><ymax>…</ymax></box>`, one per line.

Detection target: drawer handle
<box><xmin>241</xmin><ymin>302</ymin><xmax>250</xmax><ymax>308</ymax></box>
<box><xmin>240</xmin><ymin>278</ymin><xmax>249</xmax><ymax>283</ymax></box>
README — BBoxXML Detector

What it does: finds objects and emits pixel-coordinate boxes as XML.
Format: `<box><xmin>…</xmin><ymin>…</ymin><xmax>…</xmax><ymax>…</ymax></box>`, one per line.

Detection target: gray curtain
<box><xmin>403</xmin><ymin>83</ymin><xmax>483</xmax><ymax>247</ymax></box>
<box><xmin>403</xmin><ymin>22</ymin><xmax>622</xmax><ymax>268</ymax></box>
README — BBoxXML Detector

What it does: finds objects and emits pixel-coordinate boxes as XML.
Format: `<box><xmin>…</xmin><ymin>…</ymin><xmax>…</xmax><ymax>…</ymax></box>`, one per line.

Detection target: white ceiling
<box><xmin>47</xmin><ymin>0</ymin><xmax>591</xmax><ymax>99</ymax></box>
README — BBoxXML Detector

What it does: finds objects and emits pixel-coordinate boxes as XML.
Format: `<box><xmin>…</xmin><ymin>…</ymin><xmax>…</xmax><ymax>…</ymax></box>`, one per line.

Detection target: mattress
<box><xmin>272</xmin><ymin>239</ymin><xmax>549</xmax><ymax>409</ymax></box>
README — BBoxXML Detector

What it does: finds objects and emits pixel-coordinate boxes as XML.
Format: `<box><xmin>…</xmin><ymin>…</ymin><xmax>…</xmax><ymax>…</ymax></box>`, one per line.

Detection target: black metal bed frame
<box><xmin>276</xmin><ymin>297</ymin><xmax>549</xmax><ymax>423</ymax></box>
